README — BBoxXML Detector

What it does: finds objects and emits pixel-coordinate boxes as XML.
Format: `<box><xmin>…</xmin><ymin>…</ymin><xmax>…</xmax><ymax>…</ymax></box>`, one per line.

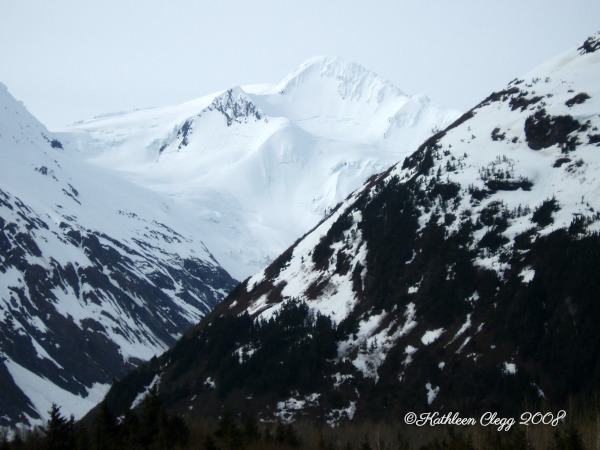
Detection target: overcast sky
<box><xmin>1</xmin><ymin>0</ymin><xmax>598</xmax><ymax>129</ymax></box>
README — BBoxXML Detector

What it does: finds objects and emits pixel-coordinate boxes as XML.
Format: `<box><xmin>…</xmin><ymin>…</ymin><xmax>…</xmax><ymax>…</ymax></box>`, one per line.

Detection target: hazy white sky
<box><xmin>1</xmin><ymin>0</ymin><xmax>598</xmax><ymax>128</ymax></box>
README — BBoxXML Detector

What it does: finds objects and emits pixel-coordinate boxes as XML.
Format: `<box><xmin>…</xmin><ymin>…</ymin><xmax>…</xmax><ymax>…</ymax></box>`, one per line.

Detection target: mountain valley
<box><xmin>0</xmin><ymin>57</ymin><xmax>459</xmax><ymax>428</ymax></box>
<box><xmin>93</xmin><ymin>34</ymin><xmax>600</xmax><ymax>427</ymax></box>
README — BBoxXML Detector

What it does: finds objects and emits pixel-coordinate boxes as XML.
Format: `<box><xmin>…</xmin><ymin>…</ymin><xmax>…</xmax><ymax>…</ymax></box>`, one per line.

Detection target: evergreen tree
<box><xmin>44</xmin><ymin>404</ymin><xmax>75</xmax><ymax>450</ymax></box>
<box><xmin>119</xmin><ymin>410</ymin><xmax>142</xmax><ymax>450</ymax></box>
<box><xmin>552</xmin><ymin>424</ymin><xmax>585</xmax><ymax>450</ymax></box>
<box><xmin>241</xmin><ymin>412</ymin><xmax>260</xmax><ymax>443</ymax></box>
<box><xmin>92</xmin><ymin>401</ymin><xmax>119</xmax><ymax>450</ymax></box>
<box><xmin>215</xmin><ymin>411</ymin><xmax>243</xmax><ymax>449</ymax></box>
<box><xmin>202</xmin><ymin>435</ymin><xmax>220</xmax><ymax>450</ymax></box>
<box><xmin>274</xmin><ymin>421</ymin><xmax>300</xmax><ymax>447</ymax></box>
<box><xmin>359</xmin><ymin>434</ymin><xmax>372</xmax><ymax>450</ymax></box>
<box><xmin>0</xmin><ymin>428</ymin><xmax>9</xmax><ymax>450</ymax></box>
<box><xmin>139</xmin><ymin>385</ymin><xmax>162</xmax><ymax>448</ymax></box>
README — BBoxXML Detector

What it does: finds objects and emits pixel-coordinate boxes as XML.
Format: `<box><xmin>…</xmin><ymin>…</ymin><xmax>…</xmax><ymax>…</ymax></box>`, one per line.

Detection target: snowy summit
<box><xmin>62</xmin><ymin>56</ymin><xmax>460</xmax><ymax>279</ymax></box>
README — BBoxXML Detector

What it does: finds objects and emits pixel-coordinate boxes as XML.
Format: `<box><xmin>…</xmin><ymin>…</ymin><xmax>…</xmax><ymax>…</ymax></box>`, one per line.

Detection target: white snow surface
<box><xmin>62</xmin><ymin>56</ymin><xmax>460</xmax><ymax>279</ymax></box>
<box><xmin>3</xmin><ymin>358</ymin><xmax>109</xmax><ymax>429</ymax></box>
<box><xmin>519</xmin><ymin>267</ymin><xmax>536</xmax><ymax>284</ymax></box>
<box><xmin>426</xmin><ymin>382</ymin><xmax>440</xmax><ymax>405</ymax></box>
<box><xmin>326</xmin><ymin>400</ymin><xmax>357</xmax><ymax>427</ymax></box>
<box><xmin>503</xmin><ymin>362</ymin><xmax>517</xmax><ymax>375</ymax></box>
<box><xmin>275</xmin><ymin>393</ymin><xmax>320</xmax><ymax>423</ymax></box>
<box><xmin>421</xmin><ymin>328</ymin><xmax>444</xmax><ymax>345</ymax></box>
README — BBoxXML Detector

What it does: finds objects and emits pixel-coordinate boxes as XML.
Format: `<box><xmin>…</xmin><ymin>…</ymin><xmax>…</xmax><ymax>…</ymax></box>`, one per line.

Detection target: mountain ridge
<box><xmin>0</xmin><ymin>85</ymin><xmax>236</xmax><ymax>427</ymax></box>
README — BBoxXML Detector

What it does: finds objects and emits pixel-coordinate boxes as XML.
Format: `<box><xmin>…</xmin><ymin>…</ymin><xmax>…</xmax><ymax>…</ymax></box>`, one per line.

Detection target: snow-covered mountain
<box><xmin>0</xmin><ymin>83</ymin><xmax>236</xmax><ymax>427</ymax></box>
<box><xmin>63</xmin><ymin>56</ymin><xmax>460</xmax><ymax>279</ymax></box>
<box><xmin>96</xmin><ymin>35</ymin><xmax>600</xmax><ymax>424</ymax></box>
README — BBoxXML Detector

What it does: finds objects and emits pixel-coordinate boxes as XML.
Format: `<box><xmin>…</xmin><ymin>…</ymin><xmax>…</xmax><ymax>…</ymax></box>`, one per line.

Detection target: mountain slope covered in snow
<box><xmin>0</xmin><ymin>83</ymin><xmax>236</xmax><ymax>427</ymax></box>
<box><xmin>63</xmin><ymin>56</ymin><xmax>460</xmax><ymax>279</ymax></box>
<box><xmin>95</xmin><ymin>35</ymin><xmax>600</xmax><ymax>424</ymax></box>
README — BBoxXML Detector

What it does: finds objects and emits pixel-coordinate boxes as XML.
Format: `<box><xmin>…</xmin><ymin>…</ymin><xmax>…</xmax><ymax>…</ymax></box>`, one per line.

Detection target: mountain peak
<box><xmin>204</xmin><ymin>86</ymin><xmax>265</xmax><ymax>126</ymax></box>
<box><xmin>0</xmin><ymin>83</ymin><xmax>62</xmax><ymax>153</ymax></box>
<box><xmin>275</xmin><ymin>55</ymin><xmax>406</xmax><ymax>102</ymax></box>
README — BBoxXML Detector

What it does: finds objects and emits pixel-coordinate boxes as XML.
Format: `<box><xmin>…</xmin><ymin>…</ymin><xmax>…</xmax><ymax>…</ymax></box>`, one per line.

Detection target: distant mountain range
<box><xmin>95</xmin><ymin>34</ymin><xmax>600</xmax><ymax>425</ymax></box>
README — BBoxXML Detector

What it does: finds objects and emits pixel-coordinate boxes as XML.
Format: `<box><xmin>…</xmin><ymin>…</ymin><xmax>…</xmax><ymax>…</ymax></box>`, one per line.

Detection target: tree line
<box><xmin>1</xmin><ymin>395</ymin><xmax>597</xmax><ymax>450</ymax></box>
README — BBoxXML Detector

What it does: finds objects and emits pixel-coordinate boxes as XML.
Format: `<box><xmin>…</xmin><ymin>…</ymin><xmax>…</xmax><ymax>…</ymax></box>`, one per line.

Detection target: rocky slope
<box><xmin>0</xmin><ymin>84</ymin><xmax>236</xmax><ymax>427</ymax></box>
